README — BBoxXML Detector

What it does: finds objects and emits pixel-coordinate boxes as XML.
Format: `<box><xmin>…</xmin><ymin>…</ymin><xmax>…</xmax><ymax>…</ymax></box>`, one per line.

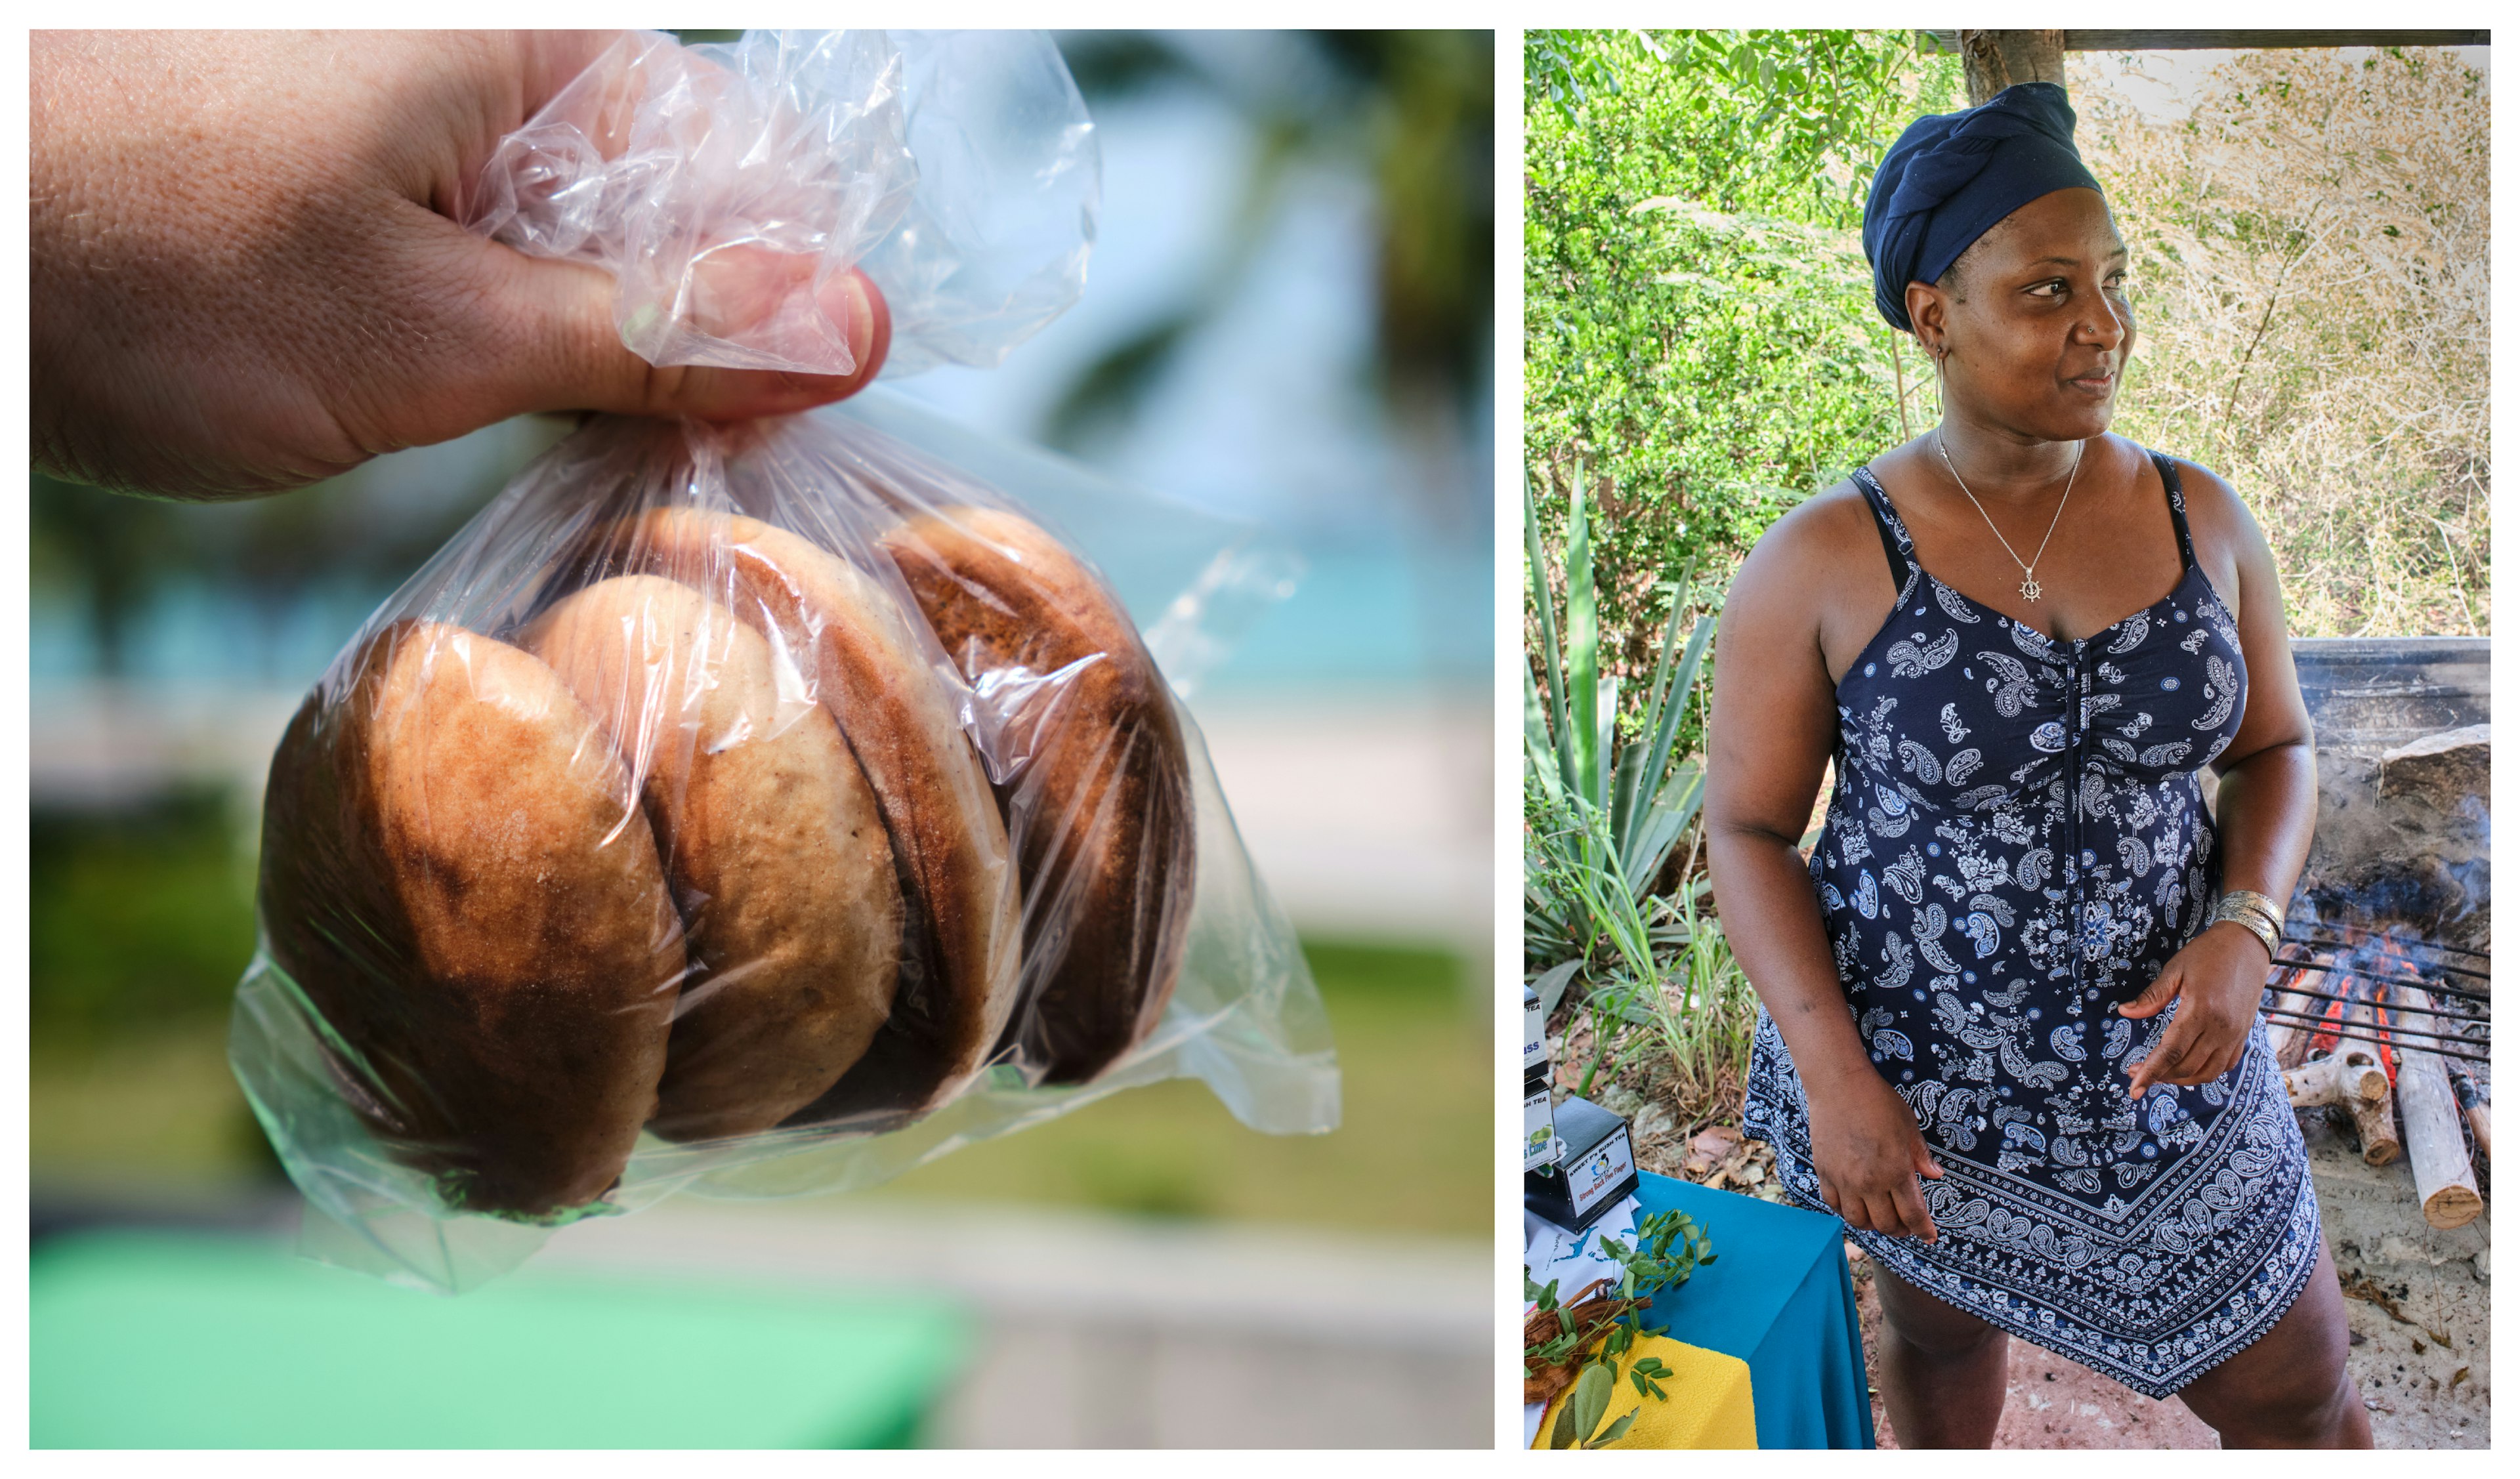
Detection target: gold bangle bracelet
<box><xmin>2217</xmin><ymin>888</ymin><xmax>2284</xmax><ymax>928</ymax></box>
<box><xmin>2212</xmin><ymin>892</ymin><xmax>2282</xmax><ymax>959</ymax></box>
<box><xmin>2215</xmin><ymin>911</ymin><xmax>2278</xmax><ymax>959</ymax></box>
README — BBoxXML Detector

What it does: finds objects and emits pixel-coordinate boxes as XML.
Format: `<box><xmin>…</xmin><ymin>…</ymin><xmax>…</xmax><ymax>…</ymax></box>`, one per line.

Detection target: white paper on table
<box><xmin>1519</xmin><ymin>1194</ymin><xmax>1641</xmax><ymax>1448</ymax></box>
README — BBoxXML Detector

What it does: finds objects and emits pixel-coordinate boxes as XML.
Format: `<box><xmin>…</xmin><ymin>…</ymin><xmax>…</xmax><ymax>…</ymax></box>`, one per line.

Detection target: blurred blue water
<box><xmin>28</xmin><ymin>546</ymin><xmax>1484</xmax><ymax>694</ymax></box>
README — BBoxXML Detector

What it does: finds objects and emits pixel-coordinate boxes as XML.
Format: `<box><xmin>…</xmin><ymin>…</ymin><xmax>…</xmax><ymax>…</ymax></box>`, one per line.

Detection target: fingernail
<box><xmin>837</xmin><ymin>270</ymin><xmax>889</xmax><ymax>381</ymax></box>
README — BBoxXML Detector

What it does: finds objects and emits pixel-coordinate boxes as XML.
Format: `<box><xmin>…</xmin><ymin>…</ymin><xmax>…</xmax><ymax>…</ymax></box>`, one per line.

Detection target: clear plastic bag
<box><xmin>461</xmin><ymin>28</ymin><xmax>1099</xmax><ymax>377</ymax></box>
<box><xmin>229</xmin><ymin>30</ymin><xmax>1336</xmax><ymax>1293</ymax></box>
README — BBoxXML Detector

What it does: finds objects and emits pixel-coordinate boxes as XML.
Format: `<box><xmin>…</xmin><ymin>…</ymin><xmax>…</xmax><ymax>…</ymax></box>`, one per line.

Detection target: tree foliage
<box><xmin>1523</xmin><ymin>30</ymin><xmax>1962</xmax><ymax>698</ymax></box>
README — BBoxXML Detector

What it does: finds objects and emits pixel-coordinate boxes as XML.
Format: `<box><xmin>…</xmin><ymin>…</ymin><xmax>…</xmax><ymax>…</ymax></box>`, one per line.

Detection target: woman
<box><xmin>1706</xmin><ymin>83</ymin><xmax>2368</xmax><ymax>1448</ymax></box>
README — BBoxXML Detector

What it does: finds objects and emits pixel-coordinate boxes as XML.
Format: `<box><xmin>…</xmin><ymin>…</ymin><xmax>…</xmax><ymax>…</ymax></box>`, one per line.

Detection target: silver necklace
<box><xmin>1935</xmin><ymin>432</ymin><xmax>2084</xmax><ymax>602</ymax></box>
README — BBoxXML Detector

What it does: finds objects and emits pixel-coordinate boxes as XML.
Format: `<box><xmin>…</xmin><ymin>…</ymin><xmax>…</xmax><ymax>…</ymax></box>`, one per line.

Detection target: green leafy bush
<box><xmin>1528</xmin><ymin>31</ymin><xmax>2488</xmax><ymax>687</ymax></box>
<box><xmin>1524</xmin><ymin>29</ymin><xmax>1962</xmax><ymax>701</ymax></box>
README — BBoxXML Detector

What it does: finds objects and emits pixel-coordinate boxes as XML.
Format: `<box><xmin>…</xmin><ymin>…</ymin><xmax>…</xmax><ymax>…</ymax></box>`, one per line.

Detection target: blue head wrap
<box><xmin>1861</xmin><ymin>82</ymin><xmax>2105</xmax><ymax>333</ymax></box>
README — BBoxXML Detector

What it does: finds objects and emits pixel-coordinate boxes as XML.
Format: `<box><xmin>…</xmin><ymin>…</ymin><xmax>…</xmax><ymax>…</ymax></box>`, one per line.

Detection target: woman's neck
<box><xmin>1931</xmin><ymin>412</ymin><xmax>2086</xmax><ymax>501</ymax></box>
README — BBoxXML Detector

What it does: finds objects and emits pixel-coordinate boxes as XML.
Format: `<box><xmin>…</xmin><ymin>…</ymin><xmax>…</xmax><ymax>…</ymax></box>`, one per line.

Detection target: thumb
<box><xmin>485</xmin><ymin>247</ymin><xmax>891</xmax><ymax>423</ymax></box>
<box><xmin>2118</xmin><ymin>967</ymin><xmax>2181</xmax><ymax>1019</ymax></box>
<box><xmin>1912</xmin><ymin>1136</ymin><xmax>1943</xmax><ymax>1179</ymax></box>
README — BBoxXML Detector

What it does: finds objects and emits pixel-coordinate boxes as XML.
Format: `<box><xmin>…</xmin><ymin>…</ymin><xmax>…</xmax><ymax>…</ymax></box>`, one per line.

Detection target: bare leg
<box><xmin>1872</xmin><ymin>1259</ymin><xmax>2010</xmax><ymax>1448</ymax></box>
<box><xmin>2175</xmin><ymin>1243</ymin><xmax>2373</xmax><ymax>1448</ymax></box>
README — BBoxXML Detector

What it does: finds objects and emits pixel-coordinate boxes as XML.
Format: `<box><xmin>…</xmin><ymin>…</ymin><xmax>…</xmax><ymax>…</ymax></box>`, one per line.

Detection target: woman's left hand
<box><xmin>2117</xmin><ymin>923</ymin><xmax>2270</xmax><ymax>1098</ymax></box>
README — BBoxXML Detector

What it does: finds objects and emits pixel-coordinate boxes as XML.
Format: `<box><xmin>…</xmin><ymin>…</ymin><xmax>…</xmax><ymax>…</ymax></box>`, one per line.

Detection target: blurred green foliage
<box><xmin>32</xmin><ymin>789</ymin><xmax>257</xmax><ymax>1043</ymax></box>
<box><xmin>1524</xmin><ymin>30</ymin><xmax>1962</xmax><ymax>707</ymax></box>
<box><xmin>876</xmin><ymin>940</ymin><xmax>1486</xmax><ymax>1235</ymax></box>
<box><xmin>31</xmin><ymin>449</ymin><xmax>513</xmax><ymax>680</ymax></box>
<box><xmin>29</xmin><ymin>796</ymin><xmax>1485</xmax><ymax>1236</ymax></box>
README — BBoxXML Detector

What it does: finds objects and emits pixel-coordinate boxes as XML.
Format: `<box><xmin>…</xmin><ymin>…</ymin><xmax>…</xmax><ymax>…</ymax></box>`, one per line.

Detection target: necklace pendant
<box><xmin>2020</xmin><ymin>577</ymin><xmax>2043</xmax><ymax>602</ymax></box>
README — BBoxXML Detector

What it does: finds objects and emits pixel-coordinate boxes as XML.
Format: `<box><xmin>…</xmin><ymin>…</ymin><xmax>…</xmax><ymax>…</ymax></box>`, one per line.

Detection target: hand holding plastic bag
<box><xmin>232</xmin><ymin>31</ymin><xmax>1335</xmax><ymax>1293</ymax></box>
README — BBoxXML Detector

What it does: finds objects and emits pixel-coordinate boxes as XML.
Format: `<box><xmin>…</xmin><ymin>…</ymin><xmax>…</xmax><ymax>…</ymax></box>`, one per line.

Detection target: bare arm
<box><xmin>1705</xmin><ymin>522</ymin><xmax>1864</xmax><ymax>1096</ymax></box>
<box><xmin>1707</xmin><ymin>499</ymin><xmax>1942</xmax><ymax>1241</ymax></box>
<box><xmin>2121</xmin><ymin>467</ymin><xmax>2317</xmax><ymax>1094</ymax></box>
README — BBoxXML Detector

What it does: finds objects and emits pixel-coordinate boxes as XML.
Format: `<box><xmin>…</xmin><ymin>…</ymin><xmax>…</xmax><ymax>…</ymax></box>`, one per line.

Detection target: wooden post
<box><xmin>1959</xmin><ymin>30</ymin><xmax>2067</xmax><ymax>106</ymax></box>
<box><xmin>2392</xmin><ymin>984</ymin><xmax>2484</xmax><ymax>1229</ymax></box>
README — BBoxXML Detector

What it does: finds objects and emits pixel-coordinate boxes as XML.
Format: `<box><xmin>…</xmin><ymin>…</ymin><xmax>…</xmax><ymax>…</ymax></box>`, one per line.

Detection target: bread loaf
<box><xmin>621</xmin><ymin>509</ymin><xmax>1022</xmax><ymax>1126</ymax></box>
<box><xmin>257</xmin><ymin>620</ymin><xmax>683</xmax><ymax>1216</ymax></box>
<box><xmin>879</xmin><ymin>507</ymin><xmax>1196</xmax><ymax>1084</ymax></box>
<box><xmin>524</xmin><ymin>575</ymin><xmax>904</xmax><ymax>1141</ymax></box>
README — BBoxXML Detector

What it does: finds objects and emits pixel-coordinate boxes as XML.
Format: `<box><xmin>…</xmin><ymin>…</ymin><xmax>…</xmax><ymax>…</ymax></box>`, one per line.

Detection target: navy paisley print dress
<box><xmin>1743</xmin><ymin>453</ymin><xmax>2322</xmax><ymax>1398</ymax></box>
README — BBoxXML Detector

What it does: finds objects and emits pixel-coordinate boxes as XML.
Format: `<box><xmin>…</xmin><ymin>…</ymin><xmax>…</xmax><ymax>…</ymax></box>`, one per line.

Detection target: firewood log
<box><xmin>2267</xmin><ymin>967</ymin><xmax>2322</xmax><ymax>1070</ymax></box>
<box><xmin>2391</xmin><ymin>984</ymin><xmax>2484</xmax><ymax>1230</ymax></box>
<box><xmin>2282</xmin><ymin>1050</ymin><xmax>2387</xmax><ymax>1110</ymax></box>
<box><xmin>2447</xmin><ymin>1067</ymin><xmax>2491</xmax><ymax>1161</ymax></box>
<box><xmin>2340</xmin><ymin>988</ymin><xmax>2403</xmax><ymax>1166</ymax></box>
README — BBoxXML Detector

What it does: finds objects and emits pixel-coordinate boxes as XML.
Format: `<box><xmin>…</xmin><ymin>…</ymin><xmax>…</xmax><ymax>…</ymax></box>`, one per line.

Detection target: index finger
<box><xmin>2125</xmin><ymin>1012</ymin><xmax>2194</xmax><ymax>1098</ymax></box>
<box><xmin>1889</xmin><ymin>1171</ymin><xmax>1939</xmax><ymax>1245</ymax></box>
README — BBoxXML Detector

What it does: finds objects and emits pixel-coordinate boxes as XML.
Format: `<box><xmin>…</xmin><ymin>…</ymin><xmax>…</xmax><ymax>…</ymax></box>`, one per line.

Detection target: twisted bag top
<box><xmin>1861</xmin><ymin>81</ymin><xmax>2105</xmax><ymax>332</ymax></box>
<box><xmin>465</xmin><ymin>30</ymin><xmax>1099</xmax><ymax>379</ymax></box>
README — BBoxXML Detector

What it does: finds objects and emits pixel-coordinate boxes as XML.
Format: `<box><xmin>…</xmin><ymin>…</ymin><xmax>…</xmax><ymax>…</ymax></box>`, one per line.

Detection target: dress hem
<box><xmin>1757</xmin><ymin>1135</ymin><xmax>2326</xmax><ymax>1402</ymax></box>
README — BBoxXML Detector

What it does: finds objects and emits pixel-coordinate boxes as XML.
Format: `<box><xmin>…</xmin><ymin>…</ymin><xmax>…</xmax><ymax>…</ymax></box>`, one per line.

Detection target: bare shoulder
<box><xmin>1724</xmin><ymin>478</ymin><xmax>1902</xmax><ymax>684</ymax></box>
<box><xmin>2155</xmin><ymin>453</ymin><xmax>2266</xmax><ymax>549</ymax></box>
<box><xmin>1730</xmin><ymin>479</ymin><xmax>1887</xmax><ymax>598</ymax></box>
<box><xmin>2151</xmin><ymin>450</ymin><xmax>2275</xmax><ymax>598</ymax></box>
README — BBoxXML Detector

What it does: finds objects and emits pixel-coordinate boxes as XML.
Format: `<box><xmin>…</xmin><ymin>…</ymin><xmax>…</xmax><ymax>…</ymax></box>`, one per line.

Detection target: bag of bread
<box><xmin>226</xmin><ymin>29</ymin><xmax>1338</xmax><ymax>1293</ymax></box>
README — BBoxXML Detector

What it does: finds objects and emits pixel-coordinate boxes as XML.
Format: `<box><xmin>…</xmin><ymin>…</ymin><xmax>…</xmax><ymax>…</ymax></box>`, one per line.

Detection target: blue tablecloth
<box><xmin>1635</xmin><ymin>1172</ymin><xmax>1874</xmax><ymax>1449</ymax></box>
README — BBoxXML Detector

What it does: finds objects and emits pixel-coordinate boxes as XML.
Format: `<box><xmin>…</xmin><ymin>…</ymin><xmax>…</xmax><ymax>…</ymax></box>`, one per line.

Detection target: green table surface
<box><xmin>1634</xmin><ymin>1172</ymin><xmax>1876</xmax><ymax>1449</ymax></box>
<box><xmin>32</xmin><ymin>1229</ymin><xmax>971</xmax><ymax>1448</ymax></box>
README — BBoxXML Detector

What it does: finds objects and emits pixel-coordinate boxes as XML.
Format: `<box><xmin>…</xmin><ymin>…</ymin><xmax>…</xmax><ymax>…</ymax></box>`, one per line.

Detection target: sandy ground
<box><xmin>1853</xmin><ymin>1109</ymin><xmax>2489</xmax><ymax>1449</ymax></box>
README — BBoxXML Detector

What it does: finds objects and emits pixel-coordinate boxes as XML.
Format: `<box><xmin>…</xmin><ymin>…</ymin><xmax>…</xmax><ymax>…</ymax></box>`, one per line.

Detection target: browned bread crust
<box><xmin>879</xmin><ymin>507</ymin><xmax>1196</xmax><ymax>1085</ymax></box>
<box><xmin>524</xmin><ymin>575</ymin><xmax>904</xmax><ymax>1141</ymax></box>
<box><xmin>621</xmin><ymin>509</ymin><xmax>1021</xmax><ymax>1125</ymax></box>
<box><xmin>257</xmin><ymin>620</ymin><xmax>683</xmax><ymax>1217</ymax></box>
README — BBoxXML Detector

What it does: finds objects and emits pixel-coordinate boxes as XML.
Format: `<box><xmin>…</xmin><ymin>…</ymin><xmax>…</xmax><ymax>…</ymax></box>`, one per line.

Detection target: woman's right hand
<box><xmin>1807</xmin><ymin>1068</ymin><xmax>1944</xmax><ymax>1243</ymax></box>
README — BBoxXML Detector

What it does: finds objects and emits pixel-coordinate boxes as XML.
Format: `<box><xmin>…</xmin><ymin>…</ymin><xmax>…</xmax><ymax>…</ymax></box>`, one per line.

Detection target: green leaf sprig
<box><xmin>1524</xmin><ymin>1209</ymin><xmax>1717</xmax><ymax>1446</ymax></box>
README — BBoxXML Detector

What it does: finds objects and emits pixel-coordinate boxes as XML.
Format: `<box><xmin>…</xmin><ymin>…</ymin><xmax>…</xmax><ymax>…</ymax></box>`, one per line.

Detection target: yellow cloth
<box><xmin>1532</xmin><ymin>1336</ymin><xmax>1757</xmax><ymax>1449</ymax></box>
